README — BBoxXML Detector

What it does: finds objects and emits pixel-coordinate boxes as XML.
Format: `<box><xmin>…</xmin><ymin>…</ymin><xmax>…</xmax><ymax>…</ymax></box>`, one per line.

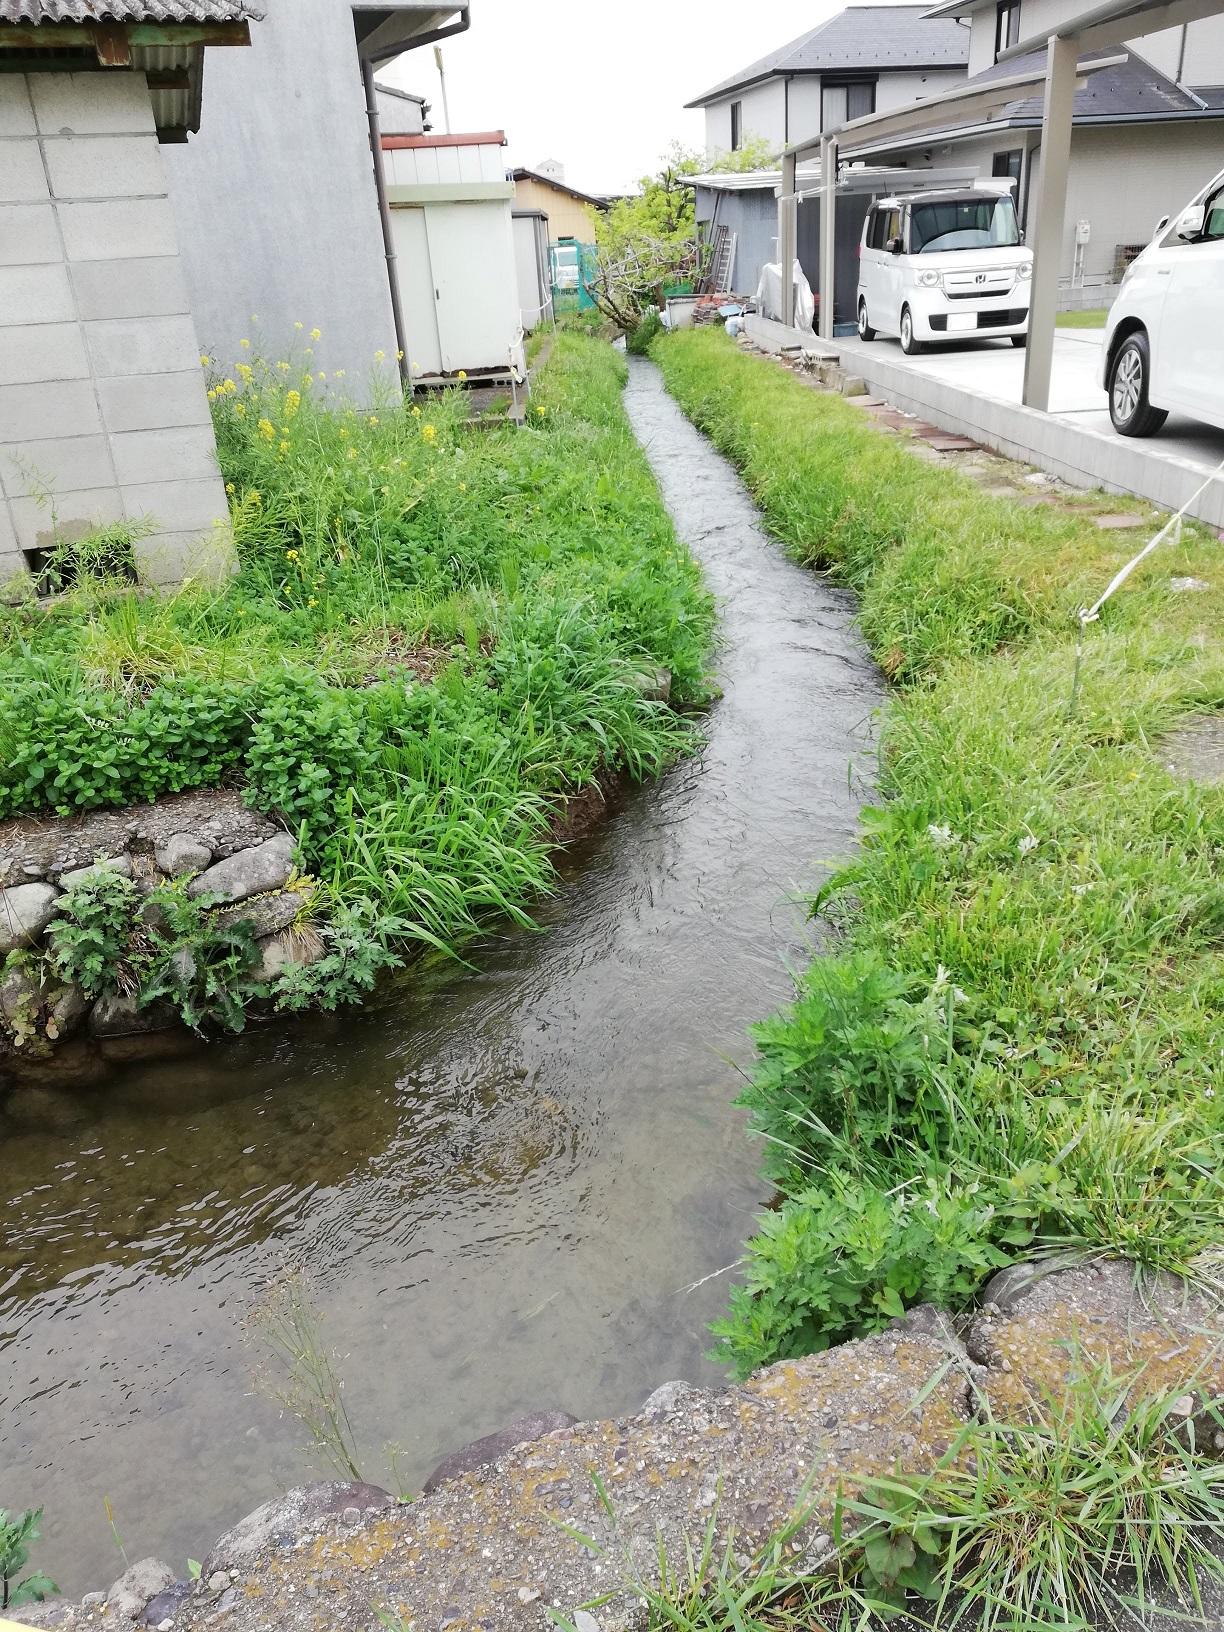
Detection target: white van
<box><xmin>857</xmin><ymin>187</ymin><xmax>1033</xmax><ymax>354</ymax></box>
<box><xmin>1100</xmin><ymin>166</ymin><xmax>1224</xmax><ymax>437</ymax></box>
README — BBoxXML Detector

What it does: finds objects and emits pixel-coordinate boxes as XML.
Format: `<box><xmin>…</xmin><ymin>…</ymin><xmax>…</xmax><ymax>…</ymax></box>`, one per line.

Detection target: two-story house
<box><xmin>685</xmin><ymin>6</ymin><xmax>971</xmax><ymax>155</ymax></box>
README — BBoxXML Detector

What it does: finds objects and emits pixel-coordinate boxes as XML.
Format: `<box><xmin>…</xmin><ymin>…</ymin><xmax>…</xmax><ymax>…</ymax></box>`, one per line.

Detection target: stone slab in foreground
<box><xmin>18</xmin><ymin>1262</ymin><xmax>1224</xmax><ymax>1632</ymax></box>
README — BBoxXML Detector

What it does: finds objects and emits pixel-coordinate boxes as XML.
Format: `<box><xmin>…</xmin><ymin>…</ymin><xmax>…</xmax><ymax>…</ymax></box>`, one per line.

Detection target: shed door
<box><xmin>424</xmin><ymin>201</ymin><xmax>517</xmax><ymax>373</ymax></box>
<box><xmin>390</xmin><ymin>206</ymin><xmax>443</xmax><ymax>377</ymax></box>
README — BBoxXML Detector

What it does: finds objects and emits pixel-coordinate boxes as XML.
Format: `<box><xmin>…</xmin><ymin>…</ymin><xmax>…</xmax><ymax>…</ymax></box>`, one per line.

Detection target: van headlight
<box><xmin>1017</xmin><ymin>262</ymin><xmax>1032</xmax><ymax>279</ymax></box>
<box><xmin>916</xmin><ymin>269</ymin><xmax>941</xmax><ymax>288</ymax></box>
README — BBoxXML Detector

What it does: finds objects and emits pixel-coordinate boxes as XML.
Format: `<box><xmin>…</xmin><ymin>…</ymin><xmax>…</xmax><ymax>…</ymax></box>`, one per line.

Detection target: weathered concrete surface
<box><xmin>972</xmin><ymin>1259</ymin><xmax>1224</xmax><ymax>1421</ymax></box>
<box><xmin>0</xmin><ymin>790</ymin><xmax>279</xmax><ymax>880</ymax></box>
<box><xmin>16</xmin><ymin>1260</ymin><xmax>1224</xmax><ymax>1632</ymax></box>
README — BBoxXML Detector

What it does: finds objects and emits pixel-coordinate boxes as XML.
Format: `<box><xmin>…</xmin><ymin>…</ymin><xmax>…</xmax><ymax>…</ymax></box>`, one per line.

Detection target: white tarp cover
<box><xmin>755</xmin><ymin>259</ymin><xmax>816</xmax><ymax>332</ymax></box>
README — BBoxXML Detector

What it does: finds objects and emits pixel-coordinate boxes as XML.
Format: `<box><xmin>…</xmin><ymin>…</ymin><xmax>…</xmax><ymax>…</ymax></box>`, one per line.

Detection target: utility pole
<box><xmin>434</xmin><ymin>44</ymin><xmax>451</xmax><ymax>134</ymax></box>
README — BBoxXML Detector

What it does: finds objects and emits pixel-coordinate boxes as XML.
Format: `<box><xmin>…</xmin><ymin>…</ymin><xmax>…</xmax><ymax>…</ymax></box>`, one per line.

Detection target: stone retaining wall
<box><xmin>0</xmin><ymin>789</ymin><xmax>323</xmax><ymax>1076</ymax></box>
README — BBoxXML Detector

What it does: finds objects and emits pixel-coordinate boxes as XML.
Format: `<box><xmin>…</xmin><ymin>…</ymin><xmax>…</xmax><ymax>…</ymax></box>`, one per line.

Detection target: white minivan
<box><xmin>1100</xmin><ymin>166</ymin><xmax>1224</xmax><ymax>437</ymax></box>
<box><xmin>857</xmin><ymin>187</ymin><xmax>1033</xmax><ymax>354</ymax></box>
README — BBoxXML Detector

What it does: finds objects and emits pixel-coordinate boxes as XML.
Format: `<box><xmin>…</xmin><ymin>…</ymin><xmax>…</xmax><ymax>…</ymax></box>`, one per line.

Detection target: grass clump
<box><xmin>653</xmin><ymin>330</ymin><xmax>1223</xmax><ymax>1373</ymax></box>
<box><xmin>574</xmin><ymin>1368</ymin><xmax>1224</xmax><ymax>1630</ymax></box>
<box><xmin>0</xmin><ymin>335</ymin><xmax>713</xmax><ymax>1028</ymax></box>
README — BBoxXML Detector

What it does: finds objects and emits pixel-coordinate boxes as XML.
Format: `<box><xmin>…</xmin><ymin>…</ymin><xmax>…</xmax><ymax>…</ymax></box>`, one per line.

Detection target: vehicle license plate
<box><xmin>947</xmin><ymin>313</ymin><xmax>977</xmax><ymax>333</ymax></box>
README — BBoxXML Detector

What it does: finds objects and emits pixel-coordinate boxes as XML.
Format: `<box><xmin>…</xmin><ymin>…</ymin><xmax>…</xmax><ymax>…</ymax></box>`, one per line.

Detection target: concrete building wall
<box><xmin>876</xmin><ymin>67</ymin><xmax>968</xmax><ymax>113</ymax></box>
<box><xmin>165</xmin><ymin>0</ymin><xmax>400</xmax><ymax>387</ymax></box>
<box><xmin>702</xmin><ymin>80</ymin><xmax>787</xmax><ymax>154</ymax></box>
<box><xmin>375</xmin><ymin>86</ymin><xmax>427</xmax><ymax>136</ymax></box>
<box><xmin>512</xmin><ymin>174</ymin><xmax>598</xmax><ymax>243</ymax></box>
<box><xmin>1038</xmin><ymin>121</ymin><xmax>1224</xmax><ymax>282</ymax></box>
<box><xmin>706</xmin><ymin>68</ymin><xmax>968</xmax><ymax>154</ymax></box>
<box><xmin>0</xmin><ymin>71</ymin><xmax>229</xmax><ymax>589</ymax></box>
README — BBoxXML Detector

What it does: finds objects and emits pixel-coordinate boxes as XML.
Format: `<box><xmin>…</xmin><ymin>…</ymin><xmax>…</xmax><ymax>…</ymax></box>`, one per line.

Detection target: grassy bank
<box><xmin>655</xmin><ymin>329</ymin><xmax>1222</xmax><ymax>1376</ymax></box>
<box><xmin>0</xmin><ymin>336</ymin><xmax>713</xmax><ymax>1027</ymax></box>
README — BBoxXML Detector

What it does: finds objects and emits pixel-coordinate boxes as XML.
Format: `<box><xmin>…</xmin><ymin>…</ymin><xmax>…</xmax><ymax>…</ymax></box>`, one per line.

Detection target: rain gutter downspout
<box><xmin>359</xmin><ymin>7</ymin><xmax>472</xmax><ymax>391</ymax></box>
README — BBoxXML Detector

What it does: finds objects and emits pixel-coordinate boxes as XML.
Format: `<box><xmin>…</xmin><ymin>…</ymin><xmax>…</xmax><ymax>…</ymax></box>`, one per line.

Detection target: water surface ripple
<box><xmin>0</xmin><ymin>357</ymin><xmax>881</xmax><ymax>1592</ymax></box>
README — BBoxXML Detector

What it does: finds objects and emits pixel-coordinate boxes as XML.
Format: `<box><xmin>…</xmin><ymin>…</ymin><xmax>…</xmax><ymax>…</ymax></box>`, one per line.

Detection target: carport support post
<box><xmin>819</xmin><ymin>136</ymin><xmax>837</xmax><ymax>341</ymax></box>
<box><xmin>780</xmin><ymin>150</ymin><xmax>797</xmax><ymax>329</ymax></box>
<box><xmin>1022</xmin><ymin>33</ymin><xmax>1078</xmax><ymax>411</ymax></box>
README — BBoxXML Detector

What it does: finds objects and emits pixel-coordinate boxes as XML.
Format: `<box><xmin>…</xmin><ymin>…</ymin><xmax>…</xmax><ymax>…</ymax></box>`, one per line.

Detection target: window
<box><xmin>869</xmin><ymin>206</ymin><xmax>901</xmax><ymax>250</ymax></box>
<box><xmin>1202</xmin><ymin>183</ymin><xmax>1224</xmax><ymax>241</ymax></box>
<box><xmin>730</xmin><ymin>100</ymin><xmax>742</xmax><ymax>151</ymax></box>
<box><xmin>991</xmin><ymin>150</ymin><xmax>1022</xmax><ymax>185</ymax></box>
<box><xmin>909</xmin><ymin>195</ymin><xmax>1020</xmax><ymax>253</ymax></box>
<box><xmin>821</xmin><ymin>78</ymin><xmax>876</xmax><ymax>131</ymax></box>
<box><xmin>994</xmin><ymin>0</ymin><xmax>1021</xmax><ymax>60</ymax></box>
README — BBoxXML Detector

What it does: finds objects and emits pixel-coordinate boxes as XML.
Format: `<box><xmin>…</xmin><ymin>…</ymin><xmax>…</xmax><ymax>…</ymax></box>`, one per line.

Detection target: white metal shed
<box><xmin>382</xmin><ymin>129</ymin><xmax>526</xmax><ymax>383</ymax></box>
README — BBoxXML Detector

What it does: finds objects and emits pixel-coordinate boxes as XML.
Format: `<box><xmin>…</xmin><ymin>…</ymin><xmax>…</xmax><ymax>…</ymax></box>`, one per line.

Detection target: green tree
<box><xmin>589</xmin><ymin>139</ymin><xmax>775</xmax><ymax>331</ymax></box>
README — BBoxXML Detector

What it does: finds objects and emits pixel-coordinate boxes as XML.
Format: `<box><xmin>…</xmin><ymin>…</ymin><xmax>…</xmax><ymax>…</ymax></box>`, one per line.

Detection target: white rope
<box><xmin>1067</xmin><ymin>449</ymin><xmax>1224</xmax><ymax>715</ymax></box>
<box><xmin>1077</xmin><ymin>451</ymin><xmax>1224</xmax><ymax>631</ymax></box>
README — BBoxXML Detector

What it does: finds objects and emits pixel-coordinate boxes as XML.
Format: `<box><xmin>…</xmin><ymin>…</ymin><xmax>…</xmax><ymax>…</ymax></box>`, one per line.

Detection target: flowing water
<box><xmin>0</xmin><ymin>359</ymin><xmax>881</xmax><ymax>1594</ymax></box>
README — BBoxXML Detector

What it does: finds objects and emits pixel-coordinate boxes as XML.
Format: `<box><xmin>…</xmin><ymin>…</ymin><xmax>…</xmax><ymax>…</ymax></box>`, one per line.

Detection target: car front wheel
<box><xmin>1108</xmin><ymin>331</ymin><xmax>1168</xmax><ymax>438</ymax></box>
<box><xmin>858</xmin><ymin>300</ymin><xmax>876</xmax><ymax>342</ymax></box>
<box><xmin>899</xmin><ymin>307</ymin><xmax>921</xmax><ymax>355</ymax></box>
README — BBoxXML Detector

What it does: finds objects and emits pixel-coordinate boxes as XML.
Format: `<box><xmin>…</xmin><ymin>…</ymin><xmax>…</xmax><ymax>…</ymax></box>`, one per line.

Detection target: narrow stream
<box><xmin>0</xmin><ymin>359</ymin><xmax>881</xmax><ymax>1594</ymax></box>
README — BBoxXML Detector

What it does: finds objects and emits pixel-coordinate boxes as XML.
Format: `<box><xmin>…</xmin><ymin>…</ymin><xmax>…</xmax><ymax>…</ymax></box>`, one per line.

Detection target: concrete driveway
<box><xmin>836</xmin><ymin>328</ymin><xmax>1224</xmax><ymax>480</ymax></box>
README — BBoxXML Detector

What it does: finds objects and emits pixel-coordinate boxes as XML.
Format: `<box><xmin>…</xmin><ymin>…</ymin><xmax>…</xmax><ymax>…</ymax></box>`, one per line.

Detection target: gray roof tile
<box><xmin>686</xmin><ymin>5</ymin><xmax>969</xmax><ymax>107</ymax></box>
<box><xmin>0</xmin><ymin>0</ymin><xmax>261</xmax><ymax>21</ymax></box>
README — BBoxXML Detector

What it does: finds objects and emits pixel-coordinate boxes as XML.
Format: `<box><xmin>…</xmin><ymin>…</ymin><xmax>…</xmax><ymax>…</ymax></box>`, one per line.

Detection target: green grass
<box><xmin>1056</xmin><ymin>309</ymin><xmax>1109</xmax><ymax>328</ymax></box>
<box><xmin>0</xmin><ymin>335</ymin><xmax>714</xmax><ymax>1023</ymax></box>
<box><xmin>653</xmin><ymin>328</ymin><xmax>1223</xmax><ymax>1376</ymax></box>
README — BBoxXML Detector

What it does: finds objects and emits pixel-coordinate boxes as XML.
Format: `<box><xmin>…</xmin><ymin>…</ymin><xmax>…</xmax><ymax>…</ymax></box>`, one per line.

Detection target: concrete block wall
<box><xmin>0</xmin><ymin>71</ymin><xmax>232</xmax><ymax>589</ymax></box>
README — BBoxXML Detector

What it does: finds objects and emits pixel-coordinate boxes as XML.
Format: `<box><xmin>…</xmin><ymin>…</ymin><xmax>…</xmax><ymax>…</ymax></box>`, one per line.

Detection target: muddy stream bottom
<box><xmin>0</xmin><ymin>359</ymin><xmax>881</xmax><ymax>1593</ymax></box>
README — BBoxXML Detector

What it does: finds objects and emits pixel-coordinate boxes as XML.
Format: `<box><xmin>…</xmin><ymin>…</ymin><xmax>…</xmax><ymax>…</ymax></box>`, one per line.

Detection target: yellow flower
<box><xmin>458</xmin><ymin>481</ymin><xmax>467</xmax><ymax>492</ymax></box>
<box><xmin>285</xmin><ymin>549</ymin><xmax>299</xmax><ymax>561</ymax></box>
<box><xmin>339</xmin><ymin>427</ymin><xmax>350</xmax><ymax>439</ymax></box>
<box><xmin>310</xmin><ymin>328</ymin><xmax>322</xmax><ymax>342</ymax></box>
<box><xmin>368</xmin><ymin>415</ymin><xmax>379</xmax><ymax>426</ymax></box>
<box><xmin>421</xmin><ymin>424</ymin><xmax>438</xmax><ymax>443</ymax></box>
<box><xmin>535</xmin><ymin>404</ymin><xmax>547</xmax><ymax>417</ymax></box>
<box><xmin>410</xmin><ymin>405</ymin><xmax>421</xmax><ymax>418</ymax></box>
<box><xmin>346</xmin><ymin>448</ymin><xmax>357</xmax><ymax>461</ymax></box>
<box><xmin>239</xmin><ymin>338</ymin><xmax>251</xmax><ymax>350</ymax></box>
<box><xmin>221</xmin><ymin>378</ymin><xmax>237</xmax><ymax>395</ymax></box>
<box><xmin>294</xmin><ymin>321</ymin><xmax>304</xmax><ymax>331</ymax></box>
<box><xmin>237</xmin><ymin>362</ymin><xmax>253</xmax><ymax>382</ymax></box>
<box><xmin>284</xmin><ymin>389</ymin><xmax>301</xmax><ymax>417</ymax></box>
<box><xmin>336</xmin><ymin>369</ymin><xmax>346</xmax><ymax>379</ymax></box>
<box><xmin>234</xmin><ymin>402</ymin><xmax>247</xmax><ymax>418</ymax></box>
<box><xmin>307</xmin><ymin>596</ymin><xmax>318</xmax><ymax>608</ymax></box>
<box><xmin>250</xmin><ymin>490</ymin><xmax>261</xmax><ymax>505</ymax></box>
<box><xmin>374</xmin><ymin>349</ymin><xmax>386</xmax><ymax>363</ymax></box>
<box><xmin>396</xmin><ymin>350</ymin><xmax>404</xmax><ymax>361</ymax></box>
<box><xmin>225</xmin><ymin>482</ymin><xmax>236</xmax><ymax>494</ymax></box>
<box><xmin>258</xmin><ymin>417</ymin><xmax>275</xmax><ymax>441</ymax></box>
<box><xmin>200</xmin><ymin>354</ymin><xmax>211</xmax><ymax>367</ymax></box>
<box><xmin>317</xmin><ymin>372</ymin><xmax>327</xmax><ymax>382</ymax></box>
<box><xmin>276</xmin><ymin>360</ymin><xmax>289</xmax><ymax>373</ymax></box>
<box><xmin>279</xmin><ymin>439</ymin><xmax>291</xmax><ymax>454</ymax></box>
<box><xmin>207</xmin><ymin>388</ymin><xmax>218</xmax><ymax>401</ymax></box>
<box><xmin>457</xmin><ymin>369</ymin><xmax>467</xmax><ymax>382</ymax></box>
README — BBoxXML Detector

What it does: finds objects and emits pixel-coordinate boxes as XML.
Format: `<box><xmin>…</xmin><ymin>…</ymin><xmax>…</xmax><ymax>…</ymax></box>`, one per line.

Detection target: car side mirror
<box><xmin>886</xmin><ymin>236</ymin><xmax>903</xmax><ymax>255</ymax></box>
<box><xmin>1175</xmin><ymin>204</ymin><xmax>1205</xmax><ymax>241</ymax></box>
<box><xmin>1153</xmin><ymin>213</ymin><xmax>1170</xmax><ymax>239</ymax></box>
<box><xmin>1018</xmin><ymin>228</ymin><xmax>1025</xmax><ymax>244</ymax></box>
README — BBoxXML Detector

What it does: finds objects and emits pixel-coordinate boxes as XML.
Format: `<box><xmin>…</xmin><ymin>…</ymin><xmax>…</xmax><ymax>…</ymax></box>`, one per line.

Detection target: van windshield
<box><xmin>909</xmin><ymin>196</ymin><xmax>1020</xmax><ymax>253</ymax></box>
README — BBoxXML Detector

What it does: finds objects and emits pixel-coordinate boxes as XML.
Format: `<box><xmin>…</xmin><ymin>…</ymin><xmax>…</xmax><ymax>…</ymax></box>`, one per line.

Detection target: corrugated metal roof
<box><xmin>0</xmin><ymin>0</ymin><xmax>262</xmax><ymax>22</ymax></box>
<box><xmin>686</xmin><ymin>6</ymin><xmax>969</xmax><ymax>107</ymax></box>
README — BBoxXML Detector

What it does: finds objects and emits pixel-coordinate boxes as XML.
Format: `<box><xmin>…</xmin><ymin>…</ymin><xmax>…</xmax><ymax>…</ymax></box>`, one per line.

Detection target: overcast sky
<box><xmin>380</xmin><ymin>1</ymin><xmax>859</xmax><ymax>194</ymax></box>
